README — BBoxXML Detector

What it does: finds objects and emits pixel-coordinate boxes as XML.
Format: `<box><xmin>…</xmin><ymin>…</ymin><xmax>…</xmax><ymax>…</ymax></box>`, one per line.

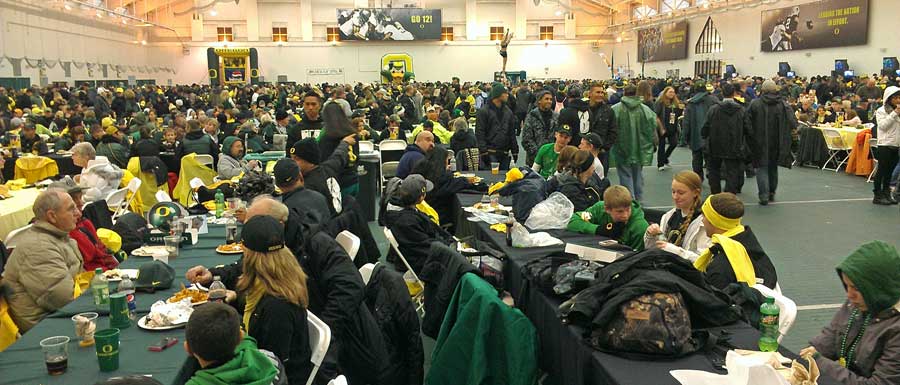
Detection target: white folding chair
<box><xmin>359</xmin><ymin>263</ymin><xmax>377</xmax><ymax>285</ymax></box>
<box><xmin>335</xmin><ymin>231</ymin><xmax>361</xmax><ymax>262</ymax></box>
<box><xmin>327</xmin><ymin>375</ymin><xmax>348</xmax><ymax>385</ymax></box>
<box><xmin>4</xmin><ymin>224</ymin><xmax>32</xmax><ymax>250</ymax></box>
<box><xmin>383</xmin><ymin>228</ymin><xmax>425</xmax><ymax>314</ymax></box>
<box><xmin>359</xmin><ymin>140</ymin><xmax>375</xmax><ymax>153</ymax></box>
<box><xmin>86</xmin><ymin>157</ymin><xmax>110</xmax><ymax>169</ymax></box>
<box><xmin>821</xmin><ymin>128</ymin><xmax>852</xmax><ymax>172</ymax></box>
<box><xmin>381</xmin><ymin>161</ymin><xmax>399</xmax><ymax>186</ymax></box>
<box><xmin>195</xmin><ymin>154</ymin><xmax>214</xmax><ymax>168</ymax></box>
<box><xmin>753</xmin><ymin>284</ymin><xmax>797</xmax><ymax>344</ymax></box>
<box><xmin>114</xmin><ymin>178</ymin><xmax>142</xmax><ymax>220</ymax></box>
<box><xmin>867</xmin><ymin>138</ymin><xmax>878</xmax><ymax>183</ymax></box>
<box><xmin>378</xmin><ymin>140</ymin><xmax>407</xmax><ymax>163</ymax></box>
<box><xmin>305</xmin><ymin>312</ymin><xmax>332</xmax><ymax>385</ymax></box>
<box><xmin>104</xmin><ymin>188</ymin><xmax>129</xmax><ymax>215</ymax></box>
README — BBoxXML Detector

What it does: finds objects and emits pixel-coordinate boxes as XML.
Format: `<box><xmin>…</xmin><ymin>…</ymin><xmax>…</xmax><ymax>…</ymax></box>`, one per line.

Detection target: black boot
<box><xmin>874</xmin><ymin>191</ymin><xmax>891</xmax><ymax>205</ymax></box>
<box><xmin>759</xmin><ymin>193</ymin><xmax>769</xmax><ymax>206</ymax></box>
<box><xmin>769</xmin><ymin>192</ymin><xmax>776</xmax><ymax>202</ymax></box>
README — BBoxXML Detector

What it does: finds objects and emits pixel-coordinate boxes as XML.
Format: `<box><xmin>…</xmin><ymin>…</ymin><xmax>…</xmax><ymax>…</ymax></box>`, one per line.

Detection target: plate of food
<box><xmin>138</xmin><ymin>299</ymin><xmax>194</xmax><ymax>330</ymax></box>
<box><xmin>216</xmin><ymin>243</ymin><xmax>243</xmax><ymax>254</ymax></box>
<box><xmin>102</xmin><ymin>269</ymin><xmax>139</xmax><ymax>282</ymax></box>
<box><xmin>455</xmin><ymin>173</ymin><xmax>483</xmax><ymax>184</ymax></box>
<box><xmin>167</xmin><ymin>285</ymin><xmax>209</xmax><ymax>306</ymax></box>
<box><xmin>132</xmin><ymin>245</ymin><xmax>170</xmax><ymax>258</ymax></box>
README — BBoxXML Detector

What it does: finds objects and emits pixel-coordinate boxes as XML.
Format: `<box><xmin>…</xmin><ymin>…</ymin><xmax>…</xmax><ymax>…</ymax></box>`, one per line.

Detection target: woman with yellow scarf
<box><xmin>693</xmin><ymin>193</ymin><xmax>779</xmax><ymax>290</ymax></box>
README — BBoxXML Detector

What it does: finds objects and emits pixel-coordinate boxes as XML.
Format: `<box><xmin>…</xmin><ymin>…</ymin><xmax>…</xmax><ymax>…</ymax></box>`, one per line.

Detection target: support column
<box><xmin>191</xmin><ymin>13</ymin><xmax>204</xmax><ymax>42</ymax></box>
<box><xmin>242</xmin><ymin>0</ymin><xmax>260</xmax><ymax>42</ymax></box>
<box><xmin>301</xmin><ymin>0</ymin><xmax>313</xmax><ymax>41</ymax></box>
<box><xmin>466</xmin><ymin>0</ymin><xmax>477</xmax><ymax>40</ymax></box>
<box><xmin>515</xmin><ymin>0</ymin><xmax>527</xmax><ymax>40</ymax></box>
<box><xmin>564</xmin><ymin>12</ymin><xmax>576</xmax><ymax>39</ymax></box>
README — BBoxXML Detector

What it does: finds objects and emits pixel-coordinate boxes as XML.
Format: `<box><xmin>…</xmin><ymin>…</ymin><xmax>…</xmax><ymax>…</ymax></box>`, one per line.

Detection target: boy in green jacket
<box><xmin>567</xmin><ymin>185</ymin><xmax>649</xmax><ymax>250</ymax></box>
<box><xmin>184</xmin><ymin>303</ymin><xmax>286</xmax><ymax>385</ymax></box>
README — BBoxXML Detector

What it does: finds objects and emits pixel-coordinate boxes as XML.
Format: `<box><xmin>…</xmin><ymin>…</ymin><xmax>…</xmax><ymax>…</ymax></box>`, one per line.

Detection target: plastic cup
<box><xmin>108</xmin><ymin>293</ymin><xmax>131</xmax><ymax>329</ymax></box>
<box><xmin>227</xmin><ymin>197</ymin><xmax>241</xmax><ymax>211</ymax></box>
<box><xmin>94</xmin><ymin>328</ymin><xmax>120</xmax><ymax>372</ymax></box>
<box><xmin>491</xmin><ymin>162</ymin><xmax>500</xmax><ymax>175</ymax></box>
<box><xmin>71</xmin><ymin>312</ymin><xmax>99</xmax><ymax>344</ymax></box>
<box><xmin>40</xmin><ymin>336</ymin><xmax>70</xmax><ymax>375</ymax></box>
<box><xmin>163</xmin><ymin>235</ymin><xmax>180</xmax><ymax>260</ymax></box>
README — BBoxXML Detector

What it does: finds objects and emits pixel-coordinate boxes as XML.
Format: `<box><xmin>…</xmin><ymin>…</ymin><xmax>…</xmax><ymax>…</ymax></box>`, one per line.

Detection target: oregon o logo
<box><xmin>833</xmin><ymin>28</ymin><xmax>840</xmax><ymax>35</ymax></box>
<box><xmin>208</xmin><ymin>69</ymin><xmax>218</xmax><ymax>78</ymax></box>
<box><xmin>102</xmin><ymin>344</ymin><xmax>114</xmax><ymax>354</ymax></box>
<box><xmin>155</xmin><ymin>206</ymin><xmax>173</xmax><ymax>217</ymax></box>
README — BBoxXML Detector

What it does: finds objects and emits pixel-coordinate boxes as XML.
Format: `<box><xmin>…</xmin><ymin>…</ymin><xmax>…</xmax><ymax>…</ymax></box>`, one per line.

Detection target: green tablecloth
<box><xmin>0</xmin><ymin>226</ymin><xmax>240</xmax><ymax>385</ymax></box>
<box><xmin>243</xmin><ymin>152</ymin><xmax>285</xmax><ymax>163</ymax></box>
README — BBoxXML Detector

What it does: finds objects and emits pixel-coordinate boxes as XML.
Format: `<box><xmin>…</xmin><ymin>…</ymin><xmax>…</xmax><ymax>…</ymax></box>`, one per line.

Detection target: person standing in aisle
<box><xmin>610</xmin><ymin>85</ymin><xmax>658</xmax><ymax>202</ymax></box>
<box><xmin>683</xmin><ymin>81</ymin><xmax>719</xmax><ymax>182</ymax></box>
<box><xmin>872</xmin><ymin>86</ymin><xmax>900</xmax><ymax>205</ymax></box>
<box><xmin>475</xmin><ymin>83</ymin><xmax>518</xmax><ymax>170</ymax></box>
<box><xmin>703</xmin><ymin>83</ymin><xmax>753</xmax><ymax>195</ymax></box>
<box><xmin>748</xmin><ymin>79</ymin><xmax>797</xmax><ymax>205</ymax></box>
<box><xmin>654</xmin><ymin>86</ymin><xmax>683</xmax><ymax>171</ymax></box>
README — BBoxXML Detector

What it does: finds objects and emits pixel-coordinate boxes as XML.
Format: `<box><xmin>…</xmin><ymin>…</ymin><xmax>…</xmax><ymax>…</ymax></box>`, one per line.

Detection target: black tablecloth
<box><xmin>2</xmin><ymin>153</ymin><xmax>81</xmax><ymax>181</ymax></box>
<box><xmin>454</xmin><ymin>191</ymin><xmax>840</xmax><ymax>385</ymax></box>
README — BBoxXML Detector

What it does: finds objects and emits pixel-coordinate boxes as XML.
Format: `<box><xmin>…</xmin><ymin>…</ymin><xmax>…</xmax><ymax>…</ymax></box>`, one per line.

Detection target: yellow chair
<box><xmin>14</xmin><ymin>156</ymin><xmax>59</xmax><ymax>184</ymax></box>
<box><xmin>173</xmin><ymin>153</ymin><xmax>217</xmax><ymax>207</ymax></box>
<box><xmin>126</xmin><ymin>157</ymin><xmax>168</xmax><ymax>215</ymax></box>
<box><xmin>0</xmin><ymin>297</ymin><xmax>19</xmax><ymax>352</ymax></box>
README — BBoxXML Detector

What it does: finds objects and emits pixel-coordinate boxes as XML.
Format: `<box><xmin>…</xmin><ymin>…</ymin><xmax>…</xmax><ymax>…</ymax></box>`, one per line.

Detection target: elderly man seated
<box><xmin>71</xmin><ymin>142</ymin><xmax>124</xmax><ymax>204</ymax></box>
<box><xmin>2</xmin><ymin>189</ymin><xmax>84</xmax><ymax>332</ymax></box>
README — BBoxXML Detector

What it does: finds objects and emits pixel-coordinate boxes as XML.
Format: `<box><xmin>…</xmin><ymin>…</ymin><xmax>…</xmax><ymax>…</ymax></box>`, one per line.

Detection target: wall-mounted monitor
<box><xmin>835</xmin><ymin>59</ymin><xmax>849</xmax><ymax>72</ymax></box>
<box><xmin>844</xmin><ymin>70</ymin><xmax>855</xmax><ymax>78</ymax></box>
<box><xmin>725</xmin><ymin>64</ymin><xmax>736</xmax><ymax>74</ymax></box>
<box><xmin>786</xmin><ymin>71</ymin><xmax>796</xmax><ymax>78</ymax></box>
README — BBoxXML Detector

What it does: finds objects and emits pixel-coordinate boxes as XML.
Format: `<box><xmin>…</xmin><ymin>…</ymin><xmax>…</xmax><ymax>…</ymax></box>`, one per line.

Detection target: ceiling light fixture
<box><xmin>209</xmin><ymin>10</ymin><xmax>217</xmax><ymax>16</ymax></box>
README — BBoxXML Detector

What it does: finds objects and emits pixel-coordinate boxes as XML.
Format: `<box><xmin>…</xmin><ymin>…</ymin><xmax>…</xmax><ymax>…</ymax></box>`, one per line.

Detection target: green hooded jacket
<box><xmin>567</xmin><ymin>200</ymin><xmax>649</xmax><ymax>251</ymax></box>
<box><xmin>186</xmin><ymin>336</ymin><xmax>280</xmax><ymax>385</ymax></box>
<box><xmin>610</xmin><ymin>96</ymin><xmax>657</xmax><ymax>167</ymax></box>
<box><xmin>837</xmin><ymin>241</ymin><xmax>900</xmax><ymax>315</ymax></box>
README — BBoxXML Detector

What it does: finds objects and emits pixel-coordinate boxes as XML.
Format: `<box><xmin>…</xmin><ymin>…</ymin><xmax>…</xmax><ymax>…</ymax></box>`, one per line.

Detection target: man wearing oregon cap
<box><xmin>532</xmin><ymin>124</ymin><xmax>572</xmax><ymax>179</ymax></box>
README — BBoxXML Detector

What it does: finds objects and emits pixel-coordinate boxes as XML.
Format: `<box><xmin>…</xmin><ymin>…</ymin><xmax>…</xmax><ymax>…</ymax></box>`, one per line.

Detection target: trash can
<box><xmin>357</xmin><ymin>153</ymin><xmax>381</xmax><ymax>222</ymax></box>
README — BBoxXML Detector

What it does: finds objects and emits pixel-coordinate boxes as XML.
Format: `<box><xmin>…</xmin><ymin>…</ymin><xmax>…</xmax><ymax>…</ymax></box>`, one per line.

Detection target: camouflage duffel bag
<box><xmin>591</xmin><ymin>292</ymin><xmax>698</xmax><ymax>357</ymax></box>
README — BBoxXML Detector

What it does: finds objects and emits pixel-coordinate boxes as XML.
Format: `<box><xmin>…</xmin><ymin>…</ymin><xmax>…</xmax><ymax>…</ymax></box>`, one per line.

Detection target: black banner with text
<box><xmin>337</xmin><ymin>8</ymin><xmax>442</xmax><ymax>41</ymax></box>
<box><xmin>761</xmin><ymin>0</ymin><xmax>868</xmax><ymax>52</ymax></box>
<box><xmin>638</xmin><ymin>21</ymin><xmax>689</xmax><ymax>63</ymax></box>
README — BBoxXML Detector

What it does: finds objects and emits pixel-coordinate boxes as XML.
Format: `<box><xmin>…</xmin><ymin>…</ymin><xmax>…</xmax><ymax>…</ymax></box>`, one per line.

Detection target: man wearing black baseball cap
<box><xmin>273</xmin><ymin>158</ymin><xmax>330</xmax><ymax>245</ymax></box>
<box><xmin>290</xmin><ymin>134</ymin><xmax>355</xmax><ymax>216</ymax></box>
<box><xmin>578</xmin><ymin>132</ymin><xmax>606</xmax><ymax>180</ymax></box>
<box><xmin>531</xmin><ymin>124</ymin><xmax>572</xmax><ymax>179</ymax></box>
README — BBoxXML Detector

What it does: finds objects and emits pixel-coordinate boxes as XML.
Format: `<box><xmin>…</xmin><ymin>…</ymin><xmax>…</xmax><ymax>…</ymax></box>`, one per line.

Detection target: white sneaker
<box><xmin>658</xmin><ymin>164</ymin><xmax>670</xmax><ymax>171</ymax></box>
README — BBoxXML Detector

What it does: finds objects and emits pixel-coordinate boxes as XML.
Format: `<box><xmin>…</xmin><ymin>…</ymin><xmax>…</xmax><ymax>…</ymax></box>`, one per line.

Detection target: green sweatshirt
<box><xmin>567</xmin><ymin>200</ymin><xmax>649</xmax><ymax>251</ymax></box>
<box><xmin>837</xmin><ymin>241</ymin><xmax>900</xmax><ymax>315</ymax></box>
<box><xmin>186</xmin><ymin>336</ymin><xmax>279</xmax><ymax>385</ymax></box>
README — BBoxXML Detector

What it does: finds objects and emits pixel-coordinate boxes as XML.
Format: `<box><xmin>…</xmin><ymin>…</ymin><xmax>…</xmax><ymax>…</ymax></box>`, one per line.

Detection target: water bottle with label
<box><xmin>118</xmin><ymin>276</ymin><xmax>137</xmax><ymax>320</ymax></box>
<box><xmin>208</xmin><ymin>276</ymin><xmax>227</xmax><ymax>303</ymax></box>
<box><xmin>758</xmin><ymin>296</ymin><xmax>780</xmax><ymax>352</ymax></box>
<box><xmin>91</xmin><ymin>268</ymin><xmax>110</xmax><ymax>312</ymax></box>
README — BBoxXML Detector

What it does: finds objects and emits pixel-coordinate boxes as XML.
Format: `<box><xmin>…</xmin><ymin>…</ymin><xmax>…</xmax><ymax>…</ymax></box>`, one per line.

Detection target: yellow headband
<box><xmin>701</xmin><ymin>196</ymin><xmax>741</xmax><ymax>231</ymax></box>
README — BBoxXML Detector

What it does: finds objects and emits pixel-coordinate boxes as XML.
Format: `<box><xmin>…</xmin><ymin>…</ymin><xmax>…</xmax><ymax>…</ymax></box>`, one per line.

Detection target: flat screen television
<box><xmin>725</xmin><ymin>64</ymin><xmax>736</xmax><ymax>74</ymax></box>
<box><xmin>778</xmin><ymin>62</ymin><xmax>791</xmax><ymax>73</ymax></box>
<box><xmin>884</xmin><ymin>57</ymin><xmax>899</xmax><ymax>71</ymax></box>
<box><xmin>843</xmin><ymin>70</ymin><xmax>855</xmax><ymax>78</ymax></box>
<box><xmin>835</xmin><ymin>59</ymin><xmax>849</xmax><ymax>72</ymax></box>
<box><xmin>786</xmin><ymin>71</ymin><xmax>796</xmax><ymax>78</ymax></box>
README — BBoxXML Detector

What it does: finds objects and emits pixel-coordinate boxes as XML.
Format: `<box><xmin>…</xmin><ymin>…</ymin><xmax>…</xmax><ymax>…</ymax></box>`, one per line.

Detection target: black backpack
<box><xmin>111</xmin><ymin>213</ymin><xmax>149</xmax><ymax>254</ymax></box>
<box><xmin>591</xmin><ymin>292</ymin><xmax>697</xmax><ymax>358</ymax></box>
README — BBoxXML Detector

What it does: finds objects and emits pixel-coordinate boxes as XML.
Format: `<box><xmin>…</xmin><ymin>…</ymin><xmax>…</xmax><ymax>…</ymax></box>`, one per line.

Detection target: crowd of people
<box><xmin>0</xmin><ymin>70</ymin><xmax>898</xmax><ymax>385</ymax></box>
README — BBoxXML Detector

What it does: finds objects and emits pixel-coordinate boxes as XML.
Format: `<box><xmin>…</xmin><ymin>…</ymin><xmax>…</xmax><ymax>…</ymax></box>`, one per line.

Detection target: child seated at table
<box><xmin>183</xmin><ymin>303</ymin><xmax>287</xmax><ymax>385</ymax></box>
<box><xmin>692</xmin><ymin>193</ymin><xmax>778</xmax><ymax>290</ymax></box>
<box><xmin>161</xmin><ymin>127</ymin><xmax>179</xmax><ymax>152</ymax></box>
<box><xmin>567</xmin><ymin>185</ymin><xmax>649</xmax><ymax>251</ymax></box>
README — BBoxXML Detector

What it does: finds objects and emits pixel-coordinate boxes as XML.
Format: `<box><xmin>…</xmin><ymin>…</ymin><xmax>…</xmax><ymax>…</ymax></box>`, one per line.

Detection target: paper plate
<box><xmin>137</xmin><ymin>315</ymin><xmax>186</xmax><ymax>331</ymax></box>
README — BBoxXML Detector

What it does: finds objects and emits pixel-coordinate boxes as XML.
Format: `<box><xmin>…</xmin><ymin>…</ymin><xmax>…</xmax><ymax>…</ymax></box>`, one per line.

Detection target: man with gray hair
<box><xmin>2</xmin><ymin>189</ymin><xmax>84</xmax><ymax>332</ymax></box>
<box><xmin>71</xmin><ymin>142</ymin><xmax>124</xmax><ymax>203</ymax></box>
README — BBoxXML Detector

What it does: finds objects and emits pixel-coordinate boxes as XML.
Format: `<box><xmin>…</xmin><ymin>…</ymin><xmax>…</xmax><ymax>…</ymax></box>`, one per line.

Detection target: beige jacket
<box><xmin>2</xmin><ymin>221</ymin><xmax>83</xmax><ymax>332</ymax></box>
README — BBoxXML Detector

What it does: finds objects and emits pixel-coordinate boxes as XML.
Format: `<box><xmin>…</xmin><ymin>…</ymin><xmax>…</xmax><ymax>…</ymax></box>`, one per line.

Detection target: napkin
<box><xmin>789</xmin><ymin>354</ymin><xmax>819</xmax><ymax>385</ymax></box>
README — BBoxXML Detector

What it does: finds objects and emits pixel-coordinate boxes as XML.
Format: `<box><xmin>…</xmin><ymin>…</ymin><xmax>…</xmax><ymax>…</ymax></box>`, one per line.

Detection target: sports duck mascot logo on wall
<box><xmin>380</xmin><ymin>53</ymin><xmax>415</xmax><ymax>85</ymax></box>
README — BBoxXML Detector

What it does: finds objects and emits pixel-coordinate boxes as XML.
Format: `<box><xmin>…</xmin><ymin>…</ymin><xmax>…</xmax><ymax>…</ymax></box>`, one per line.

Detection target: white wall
<box><xmin>0</xmin><ymin>1</ymin><xmax>179</xmax><ymax>85</ymax></box>
<box><xmin>164</xmin><ymin>39</ymin><xmax>609</xmax><ymax>84</ymax></box>
<box><xmin>623</xmin><ymin>0</ymin><xmax>900</xmax><ymax>79</ymax></box>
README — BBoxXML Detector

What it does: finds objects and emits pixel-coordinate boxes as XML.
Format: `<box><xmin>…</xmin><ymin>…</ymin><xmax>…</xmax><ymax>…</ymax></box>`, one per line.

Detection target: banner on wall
<box><xmin>336</xmin><ymin>8</ymin><xmax>442</xmax><ymax>41</ymax></box>
<box><xmin>637</xmin><ymin>21</ymin><xmax>688</xmax><ymax>63</ymax></box>
<box><xmin>760</xmin><ymin>0</ymin><xmax>868</xmax><ymax>52</ymax></box>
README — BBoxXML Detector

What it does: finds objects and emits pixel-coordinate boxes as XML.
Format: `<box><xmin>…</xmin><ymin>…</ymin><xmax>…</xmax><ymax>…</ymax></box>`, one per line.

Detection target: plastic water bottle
<box><xmin>118</xmin><ymin>276</ymin><xmax>137</xmax><ymax>321</ymax></box>
<box><xmin>758</xmin><ymin>296</ymin><xmax>780</xmax><ymax>352</ymax></box>
<box><xmin>208</xmin><ymin>276</ymin><xmax>227</xmax><ymax>303</ymax></box>
<box><xmin>214</xmin><ymin>189</ymin><xmax>225</xmax><ymax>218</ymax></box>
<box><xmin>225</xmin><ymin>214</ymin><xmax>237</xmax><ymax>244</ymax></box>
<box><xmin>91</xmin><ymin>268</ymin><xmax>110</xmax><ymax>312</ymax></box>
<box><xmin>505</xmin><ymin>213</ymin><xmax>515</xmax><ymax>247</ymax></box>
<box><xmin>449</xmin><ymin>156</ymin><xmax>457</xmax><ymax>172</ymax></box>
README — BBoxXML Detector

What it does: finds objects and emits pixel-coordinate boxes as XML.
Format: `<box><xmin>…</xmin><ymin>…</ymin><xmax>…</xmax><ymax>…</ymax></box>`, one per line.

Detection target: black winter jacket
<box><xmin>748</xmin><ymin>94</ymin><xmax>797</xmax><ymax>167</ymax></box>
<box><xmin>475</xmin><ymin>101</ymin><xmax>518</xmax><ymax>155</ymax></box>
<box><xmin>424</xmin><ymin>171</ymin><xmax>482</xmax><ymax>228</ymax></box>
<box><xmin>323</xmin><ymin>195</ymin><xmax>380</xmax><ymax>268</ymax></box>
<box><xmin>176</xmin><ymin>130</ymin><xmax>219</xmax><ymax>166</ymax></box>
<box><xmin>246</xmin><ymin>294</ymin><xmax>313</xmax><ymax>385</ymax></box>
<box><xmin>704</xmin><ymin>226</ymin><xmax>778</xmax><ymax>290</ymax></box>
<box><xmin>449</xmin><ymin>129</ymin><xmax>477</xmax><ymax>154</ymax></box>
<box><xmin>364</xmin><ymin>264</ymin><xmax>424</xmax><ymax>385</ymax></box>
<box><xmin>557</xmin><ymin>98</ymin><xmax>618</xmax><ymax>151</ymax></box>
<box><xmin>382</xmin><ymin>198</ymin><xmax>454</xmax><ymax>274</ymax></box>
<box><xmin>559</xmin><ymin>249</ymin><xmax>744</xmax><ymax>332</ymax></box>
<box><xmin>300</xmin><ymin>232</ymin><xmax>389</xmax><ymax>385</ymax></box>
<box><xmin>304</xmin><ymin>141</ymin><xmax>348</xmax><ymax>216</ymax></box>
<box><xmin>702</xmin><ymin>99</ymin><xmax>753</xmax><ymax>160</ymax></box>
<box><xmin>282</xmin><ymin>187</ymin><xmax>330</xmax><ymax>253</ymax></box>
<box><xmin>420</xmin><ymin>242</ymin><xmax>480</xmax><ymax>339</ymax></box>
<box><xmin>547</xmin><ymin>172</ymin><xmax>609</xmax><ymax>212</ymax></box>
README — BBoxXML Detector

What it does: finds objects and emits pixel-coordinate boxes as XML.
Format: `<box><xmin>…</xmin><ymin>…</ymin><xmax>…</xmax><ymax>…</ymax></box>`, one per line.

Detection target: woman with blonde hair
<box><xmin>237</xmin><ymin>215</ymin><xmax>313</xmax><ymax>384</ymax></box>
<box><xmin>644</xmin><ymin>170</ymin><xmax>709</xmax><ymax>261</ymax></box>
<box><xmin>654</xmin><ymin>86</ymin><xmax>683</xmax><ymax>170</ymax></box>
